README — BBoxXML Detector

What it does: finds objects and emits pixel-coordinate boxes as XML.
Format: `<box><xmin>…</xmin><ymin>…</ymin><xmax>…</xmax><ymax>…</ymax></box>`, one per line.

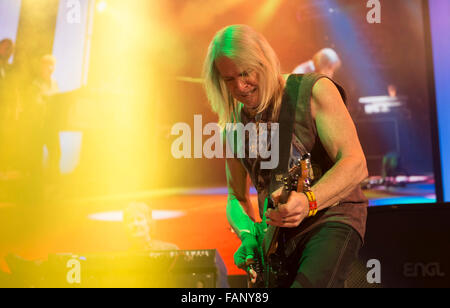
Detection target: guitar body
<box><xmin>263</xmin><ymin>230</ymin><xmax>290</xmax><ymax>288</ymax></box>
<box><xmin>249</xmin><ymin>153</ymin><xmax>314</xmax><ymax>288</ymax></box>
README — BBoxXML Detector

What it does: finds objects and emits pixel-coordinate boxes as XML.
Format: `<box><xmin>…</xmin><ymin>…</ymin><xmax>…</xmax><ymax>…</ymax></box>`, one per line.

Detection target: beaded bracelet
<box><xmin>304</xmin><ymin>190</ymin><xmax>318</xmax><ymax>217</ymax></box>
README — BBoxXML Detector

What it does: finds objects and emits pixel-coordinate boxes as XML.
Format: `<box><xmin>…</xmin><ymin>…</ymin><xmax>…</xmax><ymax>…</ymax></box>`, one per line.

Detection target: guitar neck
<box><xmin>262</xmin><ymin>179</ymin><xmax>292</xmax><ymax>257</ymax></box>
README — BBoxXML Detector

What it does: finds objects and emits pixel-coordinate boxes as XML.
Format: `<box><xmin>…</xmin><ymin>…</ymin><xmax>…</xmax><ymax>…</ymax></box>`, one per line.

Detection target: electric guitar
<box><xmin>247</xmin><ymin>153</ymin><xmax>314</xmax><ymax>288</ymax></box>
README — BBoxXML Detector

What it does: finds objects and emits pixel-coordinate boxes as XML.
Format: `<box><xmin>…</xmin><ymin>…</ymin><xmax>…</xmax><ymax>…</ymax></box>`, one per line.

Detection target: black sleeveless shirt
<box><xmin>238</xmin><ymin>73</ymin><xmax>368</xmax><ymax>243</ymax></box>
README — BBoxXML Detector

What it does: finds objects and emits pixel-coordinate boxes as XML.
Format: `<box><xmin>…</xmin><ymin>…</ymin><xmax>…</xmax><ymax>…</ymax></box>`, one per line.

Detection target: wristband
<box><xmin>304</xmin><ymin>190</ymin><xmax>318</xmax><ymax>217</ymax></box>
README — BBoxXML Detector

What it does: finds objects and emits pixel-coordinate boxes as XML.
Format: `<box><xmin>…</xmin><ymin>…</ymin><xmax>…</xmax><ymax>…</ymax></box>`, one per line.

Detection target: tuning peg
<box><xmin>302</xmin><ymin>153</ymin><xmax>311</xmax><ymax>160</ymax></box>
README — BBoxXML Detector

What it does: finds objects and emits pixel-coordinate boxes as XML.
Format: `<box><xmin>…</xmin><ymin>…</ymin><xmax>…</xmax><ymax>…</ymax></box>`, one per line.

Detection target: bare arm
<box><xmin>267</xmin><ymin>77</ymin><xmax>368</xmax><ymax>227</ymax></box>
<box><xmin>310</xmin><ymin>77</ymin><xmax>368</xmax><ymax>209</ymax></box>
<box><xmin>225</xmin><ymin>157</ymin><xmax>258</xmax><ymax>239</ymax></box>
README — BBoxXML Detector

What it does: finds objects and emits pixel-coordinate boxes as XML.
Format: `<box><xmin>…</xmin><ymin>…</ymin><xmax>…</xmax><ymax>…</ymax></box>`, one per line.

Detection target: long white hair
<box><xmin>203</xmin><ymin>25</ymin><xmax>285</xmax><ymax>127</ymax></box>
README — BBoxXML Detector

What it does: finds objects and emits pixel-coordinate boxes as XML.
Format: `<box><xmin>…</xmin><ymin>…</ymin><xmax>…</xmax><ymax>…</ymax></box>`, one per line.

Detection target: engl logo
<box><xmin>403</xmin><ymin>262</ymin><xmax>445</xmax><ymax>278</ymax></box>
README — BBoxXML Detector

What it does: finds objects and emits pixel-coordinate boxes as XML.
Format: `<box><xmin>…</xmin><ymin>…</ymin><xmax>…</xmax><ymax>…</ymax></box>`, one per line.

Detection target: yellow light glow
<box><xmin>96</xmin><ymin>0</ymin><xmax>107</xmax><ymax>13</ymax></box>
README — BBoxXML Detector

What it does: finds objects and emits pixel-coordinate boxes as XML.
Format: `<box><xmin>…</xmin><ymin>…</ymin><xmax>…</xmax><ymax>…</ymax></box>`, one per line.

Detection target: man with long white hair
<box><xmin>203</xmin><ymin>25</ymin><xmax>367</xmax><ymax>288</ymax></box>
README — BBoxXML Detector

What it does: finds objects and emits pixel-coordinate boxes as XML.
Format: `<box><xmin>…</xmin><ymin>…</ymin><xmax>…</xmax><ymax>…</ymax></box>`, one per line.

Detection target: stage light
<box><xmin>96</xmin><ymin>0</ymin><xmax>107</xmax><ymax>13</ymax></box>
<box><xmin>250</xmin><ymin>0</ymin><xmax>283</xmax><ymax>28</ymax></box>
<box><xmin>88</xmin><ymin>210</ymin><xmax>185</xmax><ymax>222</ymax></box>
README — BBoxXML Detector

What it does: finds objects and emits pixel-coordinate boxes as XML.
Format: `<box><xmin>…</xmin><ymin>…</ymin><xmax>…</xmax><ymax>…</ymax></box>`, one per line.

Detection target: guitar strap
<box><xmin>267</xmin><ymin>74</ymin><xmax>303</xmax><ymax>197</ymax></box>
